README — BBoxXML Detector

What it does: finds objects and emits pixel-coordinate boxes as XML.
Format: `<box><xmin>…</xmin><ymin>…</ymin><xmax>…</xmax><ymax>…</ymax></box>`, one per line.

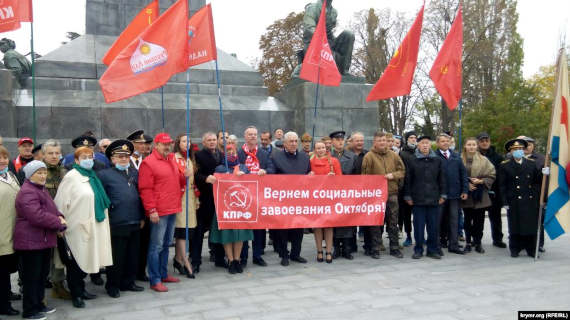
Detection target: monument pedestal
<box><xmin>277</xmin><ymin>80</ymin><xmax>378</xmax><ymax>143</ymax></box>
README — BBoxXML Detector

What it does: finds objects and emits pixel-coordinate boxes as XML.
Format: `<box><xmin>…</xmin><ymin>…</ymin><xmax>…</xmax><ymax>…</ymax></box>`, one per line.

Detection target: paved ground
<box><xmin>7</xmin><ymin>217</ymin><xmax>570</xmax><ymax>320</ymax></box>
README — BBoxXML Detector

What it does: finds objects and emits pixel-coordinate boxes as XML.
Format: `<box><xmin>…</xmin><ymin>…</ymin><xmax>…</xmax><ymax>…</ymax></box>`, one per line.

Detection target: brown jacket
<box><xmin>361</xmin><ymin>148</ymin><xmax>405</xmax><ymax>195</ymax></box>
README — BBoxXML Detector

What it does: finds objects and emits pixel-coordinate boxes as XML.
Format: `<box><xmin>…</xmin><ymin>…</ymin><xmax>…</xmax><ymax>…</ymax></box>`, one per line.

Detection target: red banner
<box><xmin>213</xmin><ymin>174</ymin><xmax>387</xmax><ymax>229</ymax></box>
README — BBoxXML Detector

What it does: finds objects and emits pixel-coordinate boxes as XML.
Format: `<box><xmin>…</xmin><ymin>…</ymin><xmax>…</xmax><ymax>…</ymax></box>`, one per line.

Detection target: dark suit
<box><xmin>192</xmin><ymin>148</ymin><xmax>224</xmax><ymax>268</ymax></box>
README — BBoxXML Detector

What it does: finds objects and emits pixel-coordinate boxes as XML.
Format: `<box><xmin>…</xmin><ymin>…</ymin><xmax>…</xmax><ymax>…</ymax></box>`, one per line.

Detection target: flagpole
<box><xmin>215</xmin><ymin>60</ymin><xmax>229</xmax><ymax>169</ymax></box>
<box><xmin>30</xmin><ymin>21</ymin><xmax>37</xmax><ymax>143</ymax></box>
<box><xmin>160</xmin><ymin>86</ymin><xmax>165</xmax><ymax>131</ymax></box>
<box><xmin>457</xmin><ymin>99</ymin><xmax>462</xmax><ymax>153</ymax></box>
<box><xmin>534</xmin><ymin>48</ymin><xmax>564</xmax><ymax>261</ymax></box>
<box><xmin>185</xmin><ymin>68</ymin><xmax>191</xmax><ymax>256</ymax></box>
<box><xmin>310</xmin><ymin>71</ymin><xmax>321</xmax><ymax>149</ymax></box>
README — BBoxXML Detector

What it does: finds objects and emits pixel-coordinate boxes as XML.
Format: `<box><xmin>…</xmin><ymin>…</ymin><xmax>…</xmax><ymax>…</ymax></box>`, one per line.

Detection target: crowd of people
<box><xmin>0</xmin><ymin>126</ymin><xmax>548</xmax><ymax>320</ymax></box>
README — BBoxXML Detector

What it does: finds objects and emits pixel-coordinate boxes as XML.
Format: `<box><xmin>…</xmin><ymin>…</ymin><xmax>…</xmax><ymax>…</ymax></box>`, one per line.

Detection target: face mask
<box><xmin>115</xmin><ymin>163</ymin><xmax>130</xmax><ymax>171</ymax></box>
<box><xmin>79</xmin><ymin>159</ymin><xmax>94</xmax><ymax>170</ymax></box>
<box><xmin>407</xmin><ymin>142</ymin><xmax>416</xmax><ymax>149</ymax></box>
<box><xmin>512</xmin><ymin>150</ymin><xmax>524</xmax><ymax>160</ymax></box>
<box><xmin>449</xmin><ymin>145</ymin><xmax>455</xmax><ymax>151</ymax></box>
<box><xmin>0</xmin><ymin>167</ymin><xmax>8</xmax><ymax>175</ymax></box>
<box><xmin>392</xmin><ymin>146</ymin><xmax>400</xmax><ymax>153</ymax></box>
<box><xmin>58</xmin><ymin>155</ymin><xmax>63</xmax><ymax>161</ymax></box>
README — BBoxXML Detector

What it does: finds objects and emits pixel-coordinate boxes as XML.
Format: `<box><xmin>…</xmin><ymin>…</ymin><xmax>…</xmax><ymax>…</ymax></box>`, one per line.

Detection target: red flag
<box><xmin>430</xmin><ymin>5</ymin><xmax>463</xmax><ymax>110</ymax></box>
<box><xmin>0</xmin><ymin>1</ymin><xmax>21</xmax><ymax>33</ymax></box>
<box><xmin>99</xmin><ymin>0</ymin><xmax>189</xmax><ymax>104</ymax></box>
<box><xmin>367</xmin><ymin>5</ymin><xmax>424</xmax><ymax>102</ymax></box>
<box><xmin>188</xmin><ymin>3</ymin><xmax>217</xmax><ymax>67</ymax></box>
<box><xmin>102</xmin><ymin>0</ymin><xmax>159</xmax><ymax>66</ymax></box>
<box><xmin>299</xmin><ymin>0</ymin><xmax>341</xmax><ymax>87</ymax></box>
<box><xmin>18</xmin><ymin>0</ymin><xmax>32</xmax><ymax>22</ymax></box>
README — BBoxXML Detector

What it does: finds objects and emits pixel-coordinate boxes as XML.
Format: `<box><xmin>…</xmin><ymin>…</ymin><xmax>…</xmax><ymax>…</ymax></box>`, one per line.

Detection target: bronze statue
<box><xmin>0</xmin><ymin>38</ymin><xmax>32</xmax><ymax>87</ymax></box>
<box><xmin>293</xmin><ymin>0</ymin><xmax>354</xmax><ymax>77</ymax></box>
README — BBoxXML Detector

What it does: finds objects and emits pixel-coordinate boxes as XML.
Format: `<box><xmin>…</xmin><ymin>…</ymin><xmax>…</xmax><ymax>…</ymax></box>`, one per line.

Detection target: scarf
<box><xmin>242</xmin><ymin>144</ymin><xmax>260</xmax><ymax>174</ymax></box>
<box><xmin>73</xmin><ymin>164</ymin><xmax>111</xmax><ymax>223</ymax></box>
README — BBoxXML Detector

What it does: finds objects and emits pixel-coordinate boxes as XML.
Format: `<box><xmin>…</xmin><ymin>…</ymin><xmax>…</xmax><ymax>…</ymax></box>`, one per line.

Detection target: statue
<box><xmin>293</xmin><ymin>0</ymin><xmax>354</xmax><ymax>78</ymax></box>
<box><xmin>0</xmin><ymin>38</ymin><xmax>32</xmax><ymax>87</ymax></box>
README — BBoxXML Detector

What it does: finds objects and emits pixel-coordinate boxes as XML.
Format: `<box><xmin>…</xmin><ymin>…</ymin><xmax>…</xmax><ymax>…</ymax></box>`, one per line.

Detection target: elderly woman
<box><xmin>172</xmin><ymin>134</ymin><xmax>198</xmax><ymax>279</ymax></box>
<box><xmin>55</xmin><ymin>147</ymin><xmax>112</xmax><ymax>308</ymax></box>
<box><xmin>0</xmin><ymin>146</ymin><xmax>20</xmax><ymax>317</ymax></box>
<box><xmin>210</xmin><ymin>144</ymin><xmax>253</xmax><ymax>274</ymax></box>
<box><xmin>15</xmin><ymin>161</ymin><xmax>67</xmax><ymax>320</ymax></box>
<box><xmin>309</xmin><ymin>141</ymin><xmax>342</xmax><ymax>263</ymax></box>
<box><xmin>461</xmin><ymin>137</ymin><xmax>496</xmax><ymax>254</ymax></box>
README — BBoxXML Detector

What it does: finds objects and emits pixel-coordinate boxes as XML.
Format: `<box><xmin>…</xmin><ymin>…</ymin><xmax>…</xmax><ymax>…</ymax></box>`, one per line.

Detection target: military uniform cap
<box><xmin>329</xmin><ymin>131</ymin><xmax>346</xmax><ymax>139</ymax></box>
<box><xmin>72</xmin><ymin>135</ymin><xmax>97</xmax><ymax>148</ymax></box>
<box><xmin>127</xmin><ymin>130</ymin><xmax>146</xmax><ymax>143</ymax></box>
<box><xmin>143</xmin><ymin>134</ymin><xmax>153</xmax><ymax>143</ymax></box>
<box><xmin>504</xmin><ymin>138</ymin><xmax>528</xmax><ymax>152</ymax></box>
<box><xmin>105</xmin><ymin>139</ymin><xmax>134</xmax><ymax>159</ymax></box>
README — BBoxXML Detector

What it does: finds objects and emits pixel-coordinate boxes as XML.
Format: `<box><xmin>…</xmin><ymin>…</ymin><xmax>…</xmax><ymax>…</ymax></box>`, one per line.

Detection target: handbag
<box><xmin>56</xmin><ymin>235</ymin><xmax>74</xmax><ymax>266</ymax></box>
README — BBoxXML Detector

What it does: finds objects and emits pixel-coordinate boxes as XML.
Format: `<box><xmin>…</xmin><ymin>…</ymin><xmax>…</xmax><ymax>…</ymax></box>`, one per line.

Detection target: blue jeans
<box><xmin>413</xmin><ymin>205</ymin><xmax>439</xmax><ymax>255</ymax></box>
<box><xmin>147</xmin><ymin>214</ymin><xmax>176</xmax><ymax>285</ymax></box>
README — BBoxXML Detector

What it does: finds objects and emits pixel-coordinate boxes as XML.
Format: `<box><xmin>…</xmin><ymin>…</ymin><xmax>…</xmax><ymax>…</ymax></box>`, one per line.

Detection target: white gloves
<box><xmin>542</xmin><ymin>167</ymin><xmax>550</xmax><ymax>175</ymax></box>
<box><xmin>502</xmin><ymin>205</ymin><xmax>509</xmax><ymax>211</ymax></box>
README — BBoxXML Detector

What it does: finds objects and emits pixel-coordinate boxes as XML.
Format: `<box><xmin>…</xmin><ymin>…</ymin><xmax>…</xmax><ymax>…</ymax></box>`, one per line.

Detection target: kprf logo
<box><xmin>218</xmin><ymin>181</ymin><xmax>258</xmax><ymax>222</ymax></box>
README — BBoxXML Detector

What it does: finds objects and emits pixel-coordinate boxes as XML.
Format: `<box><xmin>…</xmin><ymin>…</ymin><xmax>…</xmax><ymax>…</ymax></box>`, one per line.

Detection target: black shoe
<box><xmin>253</xmin><ymin>257</ymin><xmax>267</xmax><ymax>266</ymax></box>
<box><xmin>280</xmin><ymin>257</ymin><xmax>289</xmax><ymax>266</ymax></box>
<box><xmin>389</xmin><ymin>249</ymin><xmax>403</xmax><ymax>259</ymax></box>
<box><xmin>510</xmin><ymin>251</ymin><xmax>519</xmax><ymax>258</ymax></box>
<box><xmin>184</xmin><ymin>266</ymin><xmax>195</xmax><ymax>279</ymax></box>
<box><xmin>332</xmin><ymin>246</ymin><xmax>341</xmax><ymax>259</ymax></box>
<box><xmin>412</xmin><ymin>252</ymin><xmax>422</xmax><ymax>259</ymax></box>
<box><xmin>371</xmin><ymin>251</ymin><xmax>381</xmax><ymax>259</ymax></box>
<box><xmin>23</xmin><ymin>314</ymin><xmax>46</xmax><ymax>320</ymax></box>
<box><xmin>91</xmin><ymin>275</ymin><xmax>104</xmax><ymax>286</ymax></box>
<box><xmin>191</xmin><ymin>265</ymin><xmax>200</xmax><ymax>274</ymax></box>
<box><xmin>0</xmin><ymin>306</ymin><xmax>20</xmax><ymax>316</ymax></box>
<box><xmin>72</xmin><ymin>297</ymin><xmax>85</xmax><ymax>308</ymax></box>
<box><xmin>493</xmin><ymin>241</ymin><xmax>507</xmax><ymax>248</ymax></box>
<box><xmin>8</xmin><ymin>292</ymin><xmax>21</xmax><ymax>301</ymax></box>
<box><xmin>121</xmin><ymin>284</ymin><xmax>144</xmax><ymax>292</ymax></box>
<box><xmin>448</xmin><ymin>248</ymin><xmax>465</xmax><ymax>255</ymax></box>
<box><xmin>342</xmin><ymin>252</ymin><xmax>354</xmax><ymax>260</ymax></box>
<box><xmin>107</xmin><ymin>288</ymin><xmax>120</xmax><ymax>298</ymax></box>
<box><xmin>173</xmin><ymin>259</ymin><xmax>185</xmax><ymax>275</ymax></box>
<box><xmin>426</xmin><ymin>252</ymin><xmax>442</xmax><ymax>260</ymax></box>
<box><xmin>325</xmin><ymin>252</ymin><xmax>333</xmax><ymax>263</ymax></box>
<box><xmin>39</xmin><ymin>306</ymin><xmax>56</xmax><ymax>314</ymax></box>
<box><xmin>364</xmin><ymin>248</ymin><xmax>371</xmax><ymax>256</ymax></box>
<box><xmin>440</xmin><ymin>242</ymin><xmax>448</xmax><ymax>249</ymax></box>
<box><xmin>215</xmin><ymin>261</ymin><xmax>229</xmax><ymax>269</ymax></box>
<box><xmin>45</xmin><ymin>280</ymin><xmax>53</xmax><ymax>289</ymax></box>
<box><xmin>240</xmin><ymin>259</ymin><xmax>247</xmax><ymax>269</ymax></box>
<box><xmin>136</xmin><ymin>274</ymin><xmax>149</xmax><ymax>282</ymax></box>
<box><xmin>464</xmin><ymin>244</ymin><xmax>472</xmax><ymax>253</ymax></box>
<box><xmin>317</xmin><ymin>251</ymin><xmax>324</xmax><ymax>263</ymax></box>
<box><xmin>539</xmin><ymin>247</ymin><xmax>546</xmax><ymax>253</ymax></box>
<box><xmin>81</xmin><ymin>291</ymin><xmax>97</xmax><ymax>300</ymax></box>
<box><xmin>475</xmin><ymin>244</ymin><xmax>485</xmax><ymax>254</ymax></box>
<box><xmin>291</xmin><ymin>256</ymin><xmax>307</xmax><ymax>263</ymax></box>
<box><xmin>228</xmin><ymin>261</ymin><xmax>238</xmax><ymax>274</ymax></box>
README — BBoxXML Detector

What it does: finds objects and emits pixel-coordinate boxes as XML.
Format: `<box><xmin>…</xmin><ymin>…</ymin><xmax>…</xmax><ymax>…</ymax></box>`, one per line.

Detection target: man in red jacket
<box><xmin>138</xmin><ymin>133</ymin><xmax>191</xmax><ymax>292</ymax></box>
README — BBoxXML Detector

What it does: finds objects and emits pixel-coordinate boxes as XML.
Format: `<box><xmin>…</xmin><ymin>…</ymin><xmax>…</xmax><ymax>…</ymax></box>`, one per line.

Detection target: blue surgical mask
<box><xmin>79</xmin><ymin>159</ymin><xmax>94</xmax><ymax>170</ymax></box>
<box><xmin>512</xmin><ymin>150</ymin><xmax>524</xmax><ymax>160</ymax></box>
<box><xmin>115</xmin><ymin>163</ymin><xmax>129</xmax><ymax>171</ymax></box>
<box><xmin>0</xmin><ymin>167</ymin><xmax>8</xmax><ymax>175</ymax></box>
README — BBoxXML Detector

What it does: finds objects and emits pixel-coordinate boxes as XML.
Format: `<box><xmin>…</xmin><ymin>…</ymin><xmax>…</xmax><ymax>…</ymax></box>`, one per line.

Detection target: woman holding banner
<box><xmin>309</xmin><ymin>140</ymin><xmax>342</xmax><ymax>263</ymax></box>
<box><xmin>210</xmin><ymin>144</ymin><xmax>253</xmax><ymax>274</ymax></box>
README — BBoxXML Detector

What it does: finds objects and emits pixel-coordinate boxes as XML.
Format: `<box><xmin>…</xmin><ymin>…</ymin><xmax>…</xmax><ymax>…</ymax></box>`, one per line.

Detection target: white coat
<box><xmin>0</xmin><ymin>172</ymin><xmax>19</xmax><ymax>256</ymax></box>
<box><xmin>54</xmin><ymin>169</ymin><xmax>113</xmax><ymax>273</ymax></box>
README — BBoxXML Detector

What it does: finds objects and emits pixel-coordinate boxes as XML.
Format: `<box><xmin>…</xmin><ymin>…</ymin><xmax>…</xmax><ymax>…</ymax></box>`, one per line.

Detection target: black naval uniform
<box><xmin>499</xmin><ymin>157</ymin><xmax>541</xmax><ymax>257</ymax></box>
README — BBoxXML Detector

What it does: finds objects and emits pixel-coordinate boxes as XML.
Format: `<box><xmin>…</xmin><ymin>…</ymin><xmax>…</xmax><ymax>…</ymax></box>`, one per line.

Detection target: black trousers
<box><xmin>275</xmin><ymin>228</ymin><xmax>303</xmax><ymax>259</ymax></box>
<box><xmin>191</xmin><ymin>220</ymin><xmax>224</xmax><ymax>267</ymax></box>
<box><xmin>398</xmin><ymin>195</ymin><xmax>413</xmax><ymax>234</ymax></box>
<box><xmin>464</xmin><ymin>208</ymin><xmax>486</xmax><ymax>245</ymax></box>
<box><xmin>106</xmin><ymin>225</ymin><xmax>140</xmax><ymax>292</ymax></box>
<box><xmin>65</xmin><ymin>255</ymin><xmax>87</xmax><ymax>299</ymax></box>
<box><xmin>137</xmin><ymin>217</ymin><xmax>150</xmax><ymax>279</ymax></box>
<box><xmin>19</xmin><ymin>249</ymin><xmax>51</xmax><ymax>317</ymax></box>
<box><xmin>509</xmin><ymin>234</ymin><xmax>537</xmax><ymax>256</ymax></box>
<box><xmin>0</xmin><ymin>254</ymin><xmax>17</xmax><ymax>312</ymax></box>
<box><xmin>488</xmin><ymin>194</ymin><xmax>504</xmax><ymax>243</ymax></box>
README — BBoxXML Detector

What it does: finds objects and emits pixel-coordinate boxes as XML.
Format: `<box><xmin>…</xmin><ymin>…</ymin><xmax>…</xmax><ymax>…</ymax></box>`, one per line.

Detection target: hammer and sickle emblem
<box><xmin>440</xmin><ymin>65</ymin><xmax>449</xmax><ymax>75</ymax></box>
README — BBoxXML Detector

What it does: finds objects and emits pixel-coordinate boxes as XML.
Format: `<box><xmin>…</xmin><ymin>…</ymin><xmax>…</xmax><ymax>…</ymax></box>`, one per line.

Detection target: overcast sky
<box><xmin>1</xmin><ymin>0</ymin><xmax>568</xmax><ymax>78</ymax></box>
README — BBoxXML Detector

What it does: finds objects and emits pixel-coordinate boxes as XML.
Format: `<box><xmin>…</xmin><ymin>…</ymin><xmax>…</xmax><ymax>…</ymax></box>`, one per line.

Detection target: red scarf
<box><xmin>242</xmin><ymin>144</ymin><xmax>260</xmax><ymax>174</ymax></box>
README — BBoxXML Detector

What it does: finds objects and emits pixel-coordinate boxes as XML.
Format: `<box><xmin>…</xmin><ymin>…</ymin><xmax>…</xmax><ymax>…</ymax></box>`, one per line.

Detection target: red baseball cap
<box><xmin>18</xmin><ymin>137</ymin><xmax>34</xmax><ymax>146</ymax></box>
<box><xmin>154</xmin><ymin>132</ymin><xmax>173</xmax><ymax>144</ymax></box>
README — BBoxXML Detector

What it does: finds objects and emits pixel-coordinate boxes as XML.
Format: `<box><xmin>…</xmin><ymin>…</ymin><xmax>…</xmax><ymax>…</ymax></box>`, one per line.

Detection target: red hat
<box><xmin>154</xmin><ymin>132</ymin><xmax>173</xmax><ymax>144</ymax></box>
<box><xmin>18</xmin><ymin>137</ymin><xmax>34</xmax><ymax>146</ymax></box>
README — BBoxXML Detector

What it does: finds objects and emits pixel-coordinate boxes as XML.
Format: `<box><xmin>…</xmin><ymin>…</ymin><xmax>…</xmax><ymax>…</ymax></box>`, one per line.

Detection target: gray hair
<box><xmin>351</xmin><ymin>132</ymin><xmax>364</xmax><ymax>139</ymax></box>
<box><xmin>228</xmin><ymin>135</ymin><xmax>238</xmax><ymax>144</ymax></box>
<box><xmin>283</xmin><ymin>131</ymin><xmax>298</xmax><ymax>142</ymax></box>
<box><xmin>436</xmin><ymin>133</ymin><xmax>451</xmax><ymax>142</ymax></box>
<box><xmin>42</xmin><ymin>139</ymin><xmax>61</xmax><ymax>153</ymax></box>
<box><xmin>244</xmin><ymin>126</ymin><xmax>257</xmax><ymax>136</ymax></box>
<box><xmin>202</xmin><ymin>131</ymin><xmax>217</xmax><ymax>142</ymax></box>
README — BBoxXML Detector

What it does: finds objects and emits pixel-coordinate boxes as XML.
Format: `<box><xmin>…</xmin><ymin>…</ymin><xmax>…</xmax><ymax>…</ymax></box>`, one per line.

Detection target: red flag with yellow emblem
<box><xmin>366</xmin><ymin>4</ymin><xmax>424</xmax><ymax>102</ymax></box>
<box><xmin>102</xmin><ymin>0</ymin><xmax>159</xmax><ymax>66</ymax></box>
<box><xmin>430</xmin><ymin>5</ymin><xmax>462</xmax><ymax>110</ymax></box>
<box><xmin>99</xmin><ymin>0</ymin><xmax>189</xmax><ymax>103</ymax></box>
<box><xmin>0</xmin><ymin>0</ymin><xmax>21</xmax><ymax>33</ymax></box>
<box><xmin>188</xmin><ymin>3</ymin><xmax>217</xmax><ymax>67</ymax></box>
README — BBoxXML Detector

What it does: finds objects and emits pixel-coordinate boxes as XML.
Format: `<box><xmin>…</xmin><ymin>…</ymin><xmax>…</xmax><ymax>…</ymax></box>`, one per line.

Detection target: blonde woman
<box><xmin>461</xmin><ymin>138</ymin><xmax>496</xmax><ymax>254</ymax></box>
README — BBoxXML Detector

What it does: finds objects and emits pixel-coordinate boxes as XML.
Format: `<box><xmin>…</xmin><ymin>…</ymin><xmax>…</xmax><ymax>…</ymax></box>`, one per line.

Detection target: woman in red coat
<box><xmin>309</xmin><ymin>141</ymin><xmax>342</xmax><ymax>263</ymax></box>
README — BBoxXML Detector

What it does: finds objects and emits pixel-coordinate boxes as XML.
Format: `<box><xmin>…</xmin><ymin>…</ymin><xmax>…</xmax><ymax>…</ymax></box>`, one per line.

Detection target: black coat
<box><xmin>436</xmin><ymin>149</ymin><xmax>469</xmax><ymax>200</ymax></box>
<box><xmin>404</xmin><ymin>150</ymin><xmax>447</xmax><ymax>206</ymax></box>
<box><xmin>97</xmin><ymin>167</ymin><xmax>144</xmax><ymax>228</ymax></box>
<box><xmin>195</xmin><ymin>148</ymin><xmax>222</xmax><ymax>226</ymax></box>
<box><xmin>237</xmin><ymin>147</ymin><xmax>275</xmax><ymax>173</ymax></box>
<box><xmin>480</xmin><ymin>146</ymin><xmax>504</xmax><ymax>194</ymax></box>
<box><xmin>499</xmin><ymin>158</ymin><xmax>541</xmax><ymax>235</ymax></box>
